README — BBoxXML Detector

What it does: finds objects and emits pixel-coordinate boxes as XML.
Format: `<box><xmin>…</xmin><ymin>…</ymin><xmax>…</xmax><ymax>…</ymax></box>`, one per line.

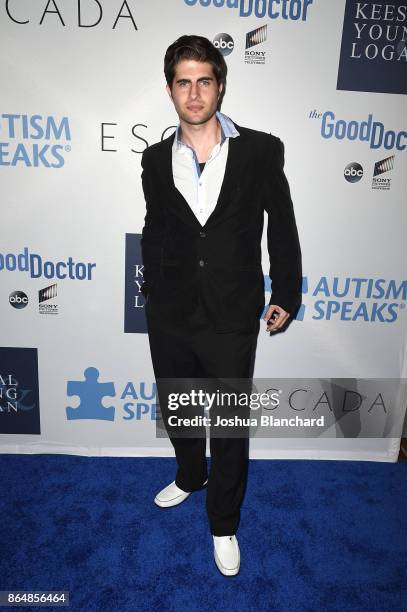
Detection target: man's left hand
<box><xmin>263</xmin><ymin>304</ymin><xmax>290</xmax><ymax>333</ymax></box>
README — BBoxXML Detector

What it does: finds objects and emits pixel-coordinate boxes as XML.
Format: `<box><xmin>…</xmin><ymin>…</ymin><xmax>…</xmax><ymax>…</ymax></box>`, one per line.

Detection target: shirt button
<box><xmin>199</xmin><ymin>232</ymin><xmax>206</xmax><ymax>238</ymax></box>
<box><xmin>199</xmin><ymin>259</ymin><xmax>205</xmax><ymax>267</ymax></box>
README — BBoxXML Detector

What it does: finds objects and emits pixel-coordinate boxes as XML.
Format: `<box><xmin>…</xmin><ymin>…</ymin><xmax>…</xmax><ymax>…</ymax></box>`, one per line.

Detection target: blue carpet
<box><xmin>0</xmin><ymin>455</ymin><xmax>406</xmax><ymax>612</ymax></box>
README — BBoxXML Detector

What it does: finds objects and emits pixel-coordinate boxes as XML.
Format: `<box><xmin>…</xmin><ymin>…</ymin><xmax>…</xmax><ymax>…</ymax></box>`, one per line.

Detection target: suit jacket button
<box><xmin>199</xmin><ymin>259</ymin><xmax>205</xmax><ymax>267</ymax></box>
<box><xmin>199</xmin><ymin>232</ymin><xmax>206</xmax><ymax>238</ymax></box>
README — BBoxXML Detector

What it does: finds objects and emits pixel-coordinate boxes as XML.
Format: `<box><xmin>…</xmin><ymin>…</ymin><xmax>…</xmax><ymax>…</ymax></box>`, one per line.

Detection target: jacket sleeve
<box><xmin>140</xmin><ymin>150</ymin><xmax>166</xmax><ymax>297</ymax></box>
<box><xmin>264</xmin><ymin>136</ymin><xmax>302</xmax><ymax>317</ymax></box>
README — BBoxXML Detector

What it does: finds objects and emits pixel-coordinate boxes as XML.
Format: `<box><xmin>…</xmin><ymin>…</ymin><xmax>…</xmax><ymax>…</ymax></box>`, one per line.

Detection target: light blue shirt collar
<box><xmin>175</xmin><ymin>111</ymin><xmax>239</xmax><ymax>147</ymax></box>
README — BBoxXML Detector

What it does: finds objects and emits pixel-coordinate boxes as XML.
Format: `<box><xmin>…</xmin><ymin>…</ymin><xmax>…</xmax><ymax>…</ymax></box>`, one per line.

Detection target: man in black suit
<box><xmin>140</xmin><ymin>35</ymin><xmax>302</xmax><ymax>576</ymax></box>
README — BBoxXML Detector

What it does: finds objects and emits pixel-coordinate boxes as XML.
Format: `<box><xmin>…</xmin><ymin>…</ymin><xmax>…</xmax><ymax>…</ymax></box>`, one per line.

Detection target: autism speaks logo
<box><xmin>265</xmin><ymin>275</ymin><xmax>407</xmax><ymax>323</ymax></box>
<box><xmin>0</xmin><ymin>113</ymin><xmax>71</xmax><ymax>168</ymax></box>
<box><xmin>66</xmin><ymin>367</ymin><xmax>158</xmax><ymax>422</ymax></box>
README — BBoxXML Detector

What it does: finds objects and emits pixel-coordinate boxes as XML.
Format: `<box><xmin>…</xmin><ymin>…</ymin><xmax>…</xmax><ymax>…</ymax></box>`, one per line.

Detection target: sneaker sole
<box><xmin>154</xmin><ymin>479</ymin><xmax>208</xmax><ymax>508</ymax></box>
<box><xmin>154</xmin><ymin>493</ymin><xmax>190</xmax><ymax>508</ymax></box>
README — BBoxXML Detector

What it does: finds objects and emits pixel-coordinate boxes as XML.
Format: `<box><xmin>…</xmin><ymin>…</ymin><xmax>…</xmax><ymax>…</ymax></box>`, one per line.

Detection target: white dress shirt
<box><xmin>172</xmin><ymin>111</ymin><xmax>240</xmax><ymax>227</ymax></box>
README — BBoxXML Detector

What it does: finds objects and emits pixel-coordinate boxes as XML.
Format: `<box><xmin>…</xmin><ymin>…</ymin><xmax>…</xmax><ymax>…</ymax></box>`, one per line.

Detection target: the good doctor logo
<box><xmin>0</xmin><ymin>247</ymin><xmax>96</xmax><ymax>280</ymax></box>
<box><xmin>0</xmin><ymin>113</ymin><xmax>71</xmax><ymax>168</ymax></box>
<box><xmin>306</xmin><ymin>276</ymin><xmax>407</xmax><ymax>323</ymax></box>
<box><xmin>184</xmin><ymin>0</ymin><xmax>314</xmax><ymax>21</ymax></box>
<box><xmin>309</xmin><ymin>109</ymin><xmax>407</xmax><ymax>151</ymax></box>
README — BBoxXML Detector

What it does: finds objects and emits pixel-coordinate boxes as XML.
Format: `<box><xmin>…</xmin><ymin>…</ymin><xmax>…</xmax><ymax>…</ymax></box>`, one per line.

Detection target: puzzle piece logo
<box><xmin>66</xmin><ymin>367</ymin><xmax>115</xmax><ymax>421</ymax></box>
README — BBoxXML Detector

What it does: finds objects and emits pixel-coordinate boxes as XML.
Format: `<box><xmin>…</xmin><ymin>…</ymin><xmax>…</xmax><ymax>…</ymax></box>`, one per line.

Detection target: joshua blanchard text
<box><xmin>167</xmin><ymin>415</ymin><xmax>325</xmax><ymax>427</ymax></box>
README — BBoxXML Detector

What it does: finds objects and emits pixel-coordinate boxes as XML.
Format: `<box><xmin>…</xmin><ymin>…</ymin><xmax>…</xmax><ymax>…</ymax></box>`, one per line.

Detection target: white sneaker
<box><xmin>154</xmin><ymin>479</ymin><xmax>208</xmax><ymax>508</ymax></box>
<box><xmin>213</xmin><ymin>535</ymin><xmax>240</xmax><ymax>576</ymax></box>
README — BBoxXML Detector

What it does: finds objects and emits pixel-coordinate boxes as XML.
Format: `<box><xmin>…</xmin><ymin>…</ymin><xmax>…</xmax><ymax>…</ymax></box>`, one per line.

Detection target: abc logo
<box><xmin>213</xmin><ymin>33</ymin><xmax>234</xmax><ymax>56</ymax></box>
<box><xmin>9</xmin><ymin>290</ymin><xmax>28</xmax><ymax>309</ymax></box>
<box><xmin>344</xmin><ymin>162</ymin><xmax>363</xmax><ymax>183</ymax></box>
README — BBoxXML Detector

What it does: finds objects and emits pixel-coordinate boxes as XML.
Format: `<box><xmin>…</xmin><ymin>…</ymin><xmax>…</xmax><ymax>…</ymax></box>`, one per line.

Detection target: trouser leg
<box><xmin>146</xmin><ymin>300</ymin><xmax>260</xmax><ymax>532</ymax></box>
<box><xmin>190</xmin><ymin>313</ymin><xmax>260</xmax><ymax>536</ymax></box>
<box><xmin>145</xmin><ymin>308</ymin><xmax>208</xmax><ymax>492</ymax></box>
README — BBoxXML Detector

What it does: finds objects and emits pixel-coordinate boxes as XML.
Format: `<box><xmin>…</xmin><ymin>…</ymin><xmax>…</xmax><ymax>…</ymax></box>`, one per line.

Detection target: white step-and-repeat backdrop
<box><xmin>1</xmin><ymin>0</ymin><xmax>406</xmax><ymax>461</ymax></box>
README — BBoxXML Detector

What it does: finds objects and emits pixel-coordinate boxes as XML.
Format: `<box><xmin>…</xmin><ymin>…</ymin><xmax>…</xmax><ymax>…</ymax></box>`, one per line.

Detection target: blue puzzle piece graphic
<box><xmin>66</xmin><ymin>367</ymin><xmax>115</xmax><ymax>421</ymax></box>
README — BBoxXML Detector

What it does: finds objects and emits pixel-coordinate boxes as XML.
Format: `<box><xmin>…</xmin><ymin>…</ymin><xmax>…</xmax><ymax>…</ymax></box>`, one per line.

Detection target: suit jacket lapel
<box><xmin>204</xmin><ymin>127</ymin><xmax>247</xmax><ymax>229</ymax></box>
<box><xmin>160</xmin><ymin>133</ymin><xmax>202</xmax><ymax>230</ymax></box>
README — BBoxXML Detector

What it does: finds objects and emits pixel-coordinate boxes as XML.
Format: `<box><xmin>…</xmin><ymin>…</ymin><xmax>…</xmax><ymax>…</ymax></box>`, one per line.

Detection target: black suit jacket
<box><xmin>140</xmin><ymin>123</ymin><xmax>302</xmax><ymax>333</ymax></box>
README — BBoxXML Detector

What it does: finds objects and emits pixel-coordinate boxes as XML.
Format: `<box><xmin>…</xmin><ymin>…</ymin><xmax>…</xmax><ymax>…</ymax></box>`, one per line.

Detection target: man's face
<box><xmin>166</xmin><ymin>59</ymin><xmax>223</xmax><ymax>126</ymax></box>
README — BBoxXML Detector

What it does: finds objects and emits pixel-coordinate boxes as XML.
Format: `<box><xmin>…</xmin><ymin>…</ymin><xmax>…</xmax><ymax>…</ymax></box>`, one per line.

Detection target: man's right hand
<box><xmin>263</xmin><ymin>304</ymin><xmax>290</xmax><ymax>333</ymax></box>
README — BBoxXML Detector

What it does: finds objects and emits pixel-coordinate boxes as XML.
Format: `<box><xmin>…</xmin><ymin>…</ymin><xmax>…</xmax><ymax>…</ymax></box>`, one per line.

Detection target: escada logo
<box><xmin>5</xmin><ymin>0</ymin><xmax>138</xmax><ymax>30</ymax></box>
<box><xmin>0</xmin><ymin>113</ymin><xmax>71</xmax><ymax>168</ymax></box>
<box><xmin>184</xmin><ymin>0</ymin><xmax>314</xmax><ymax>21</ymax></box>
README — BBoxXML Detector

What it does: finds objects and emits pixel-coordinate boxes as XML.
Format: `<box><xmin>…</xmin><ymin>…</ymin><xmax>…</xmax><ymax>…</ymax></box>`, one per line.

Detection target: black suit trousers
<box><xmin>145</xmin><ymin>296</ymin><xmax>260</xmax><ymax>536</ymax></box>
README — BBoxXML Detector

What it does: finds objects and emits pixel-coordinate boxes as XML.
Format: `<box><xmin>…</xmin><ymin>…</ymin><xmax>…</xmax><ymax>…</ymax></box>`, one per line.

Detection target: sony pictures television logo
<box><xmin>38</xmin><ymin>283</ymin><xmax>59</xmax><ymax>315</ymax></box>
<box><xmin>344</xmin><ymin>162</ymin><xmax>363</xmax><ymax>183</ymax></box>
<box><xmin>372</xmin><ymin>155</ymin><xmax>394</xmax><ymax>191</ymax></box>
<box><xmin>213</xmin><ymin>33</ymin><xmax>234</xmax><ymax>56</ymax></box>
<box><xmin>245</xmin><ymin>25</ymin><xmax>267</xmax><ymax>64</ymax></box>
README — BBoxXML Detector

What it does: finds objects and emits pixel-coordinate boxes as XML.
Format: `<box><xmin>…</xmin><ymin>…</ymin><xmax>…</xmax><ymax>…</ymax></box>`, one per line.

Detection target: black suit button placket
<box><xmin>198</xmin><ymin>230</ymin><xmax>206</xmax><ymax>268</ymax></box>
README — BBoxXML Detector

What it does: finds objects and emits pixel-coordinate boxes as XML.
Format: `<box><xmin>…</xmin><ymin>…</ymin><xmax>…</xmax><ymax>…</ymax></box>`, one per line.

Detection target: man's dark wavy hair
<box><xmin>164</xmin><ymin>35</ymin><xmax>227</xmax><ymax>91</ymax></box>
